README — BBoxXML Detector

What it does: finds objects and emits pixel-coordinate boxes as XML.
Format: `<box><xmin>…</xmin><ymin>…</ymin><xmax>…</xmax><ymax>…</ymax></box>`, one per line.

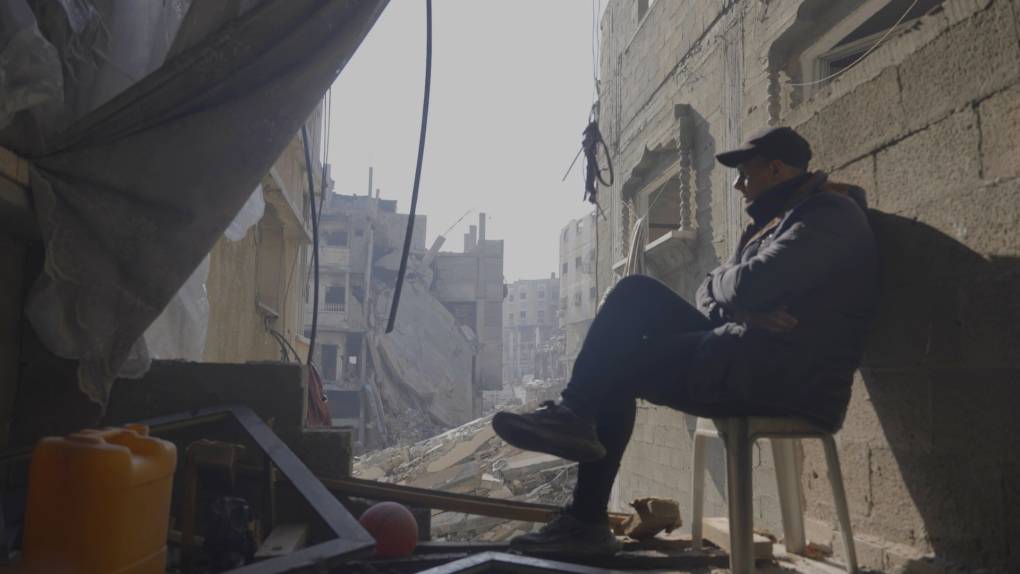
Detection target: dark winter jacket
<box><xmin>693</xmin><ymin>172</ymin><xmax>878</xmax><ymax>431</ymax></box>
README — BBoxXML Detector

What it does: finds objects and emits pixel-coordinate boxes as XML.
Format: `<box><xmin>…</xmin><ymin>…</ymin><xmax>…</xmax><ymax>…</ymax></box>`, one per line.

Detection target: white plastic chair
<box><xmin>690</xmin><ymin>416</ymin><xmax>857</xmax><ymax>574</ymax></box>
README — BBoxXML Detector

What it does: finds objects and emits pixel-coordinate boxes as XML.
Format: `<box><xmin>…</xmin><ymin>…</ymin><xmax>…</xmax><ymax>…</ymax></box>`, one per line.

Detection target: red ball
<box><xmin>358</xmin><ymin>501</ymin><xmax>419</xmax><ymax>558</ymax></box>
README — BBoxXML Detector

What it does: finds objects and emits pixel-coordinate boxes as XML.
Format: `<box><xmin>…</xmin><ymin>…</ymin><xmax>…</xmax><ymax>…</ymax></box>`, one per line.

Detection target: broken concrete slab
<box><xmin>426</xmin><ymin>426</ymin><xmax>496</xmax><ymax>474</ymax></box>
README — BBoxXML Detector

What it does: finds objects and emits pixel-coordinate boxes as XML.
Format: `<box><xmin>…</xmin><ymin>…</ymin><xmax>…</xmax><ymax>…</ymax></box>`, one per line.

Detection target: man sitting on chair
<box><xmin>492</xmin><ymin>127</ymin><xmax>879</xmax><ymax>556</ymax></box>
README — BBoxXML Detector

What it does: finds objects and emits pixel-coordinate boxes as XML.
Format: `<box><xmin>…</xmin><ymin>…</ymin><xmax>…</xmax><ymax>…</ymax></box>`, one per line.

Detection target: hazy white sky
<box><xmin>326</xmin><ymin>0</ymin><xmax>602</xmax><ymax>282</ymax></box>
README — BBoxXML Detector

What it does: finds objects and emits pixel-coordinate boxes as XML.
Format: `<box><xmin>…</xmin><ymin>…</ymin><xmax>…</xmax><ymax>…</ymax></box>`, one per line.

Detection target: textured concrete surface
<box><xmin>595</xmin><ymin>0</ymin><xmax>1020</xmax><ymax>571</ymax></box>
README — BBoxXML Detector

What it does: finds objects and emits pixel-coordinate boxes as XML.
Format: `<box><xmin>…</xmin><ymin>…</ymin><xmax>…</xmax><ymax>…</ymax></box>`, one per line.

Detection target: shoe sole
<box><xmin>492</xmin><ymin>412</ymin><xmax>607</xmax><ymax>463</ymax></box>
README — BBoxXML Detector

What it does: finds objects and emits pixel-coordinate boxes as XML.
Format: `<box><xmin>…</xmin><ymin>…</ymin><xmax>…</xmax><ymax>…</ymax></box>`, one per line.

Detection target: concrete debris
<box><xmin>353</xmin><ymin>411</ymin><xmax>578</xmax><ymax>542</ymax></box>
<box><xmin>621</xmin><ymin>497</ymin><xmax>682</xmax><ymax>540</ymax></box>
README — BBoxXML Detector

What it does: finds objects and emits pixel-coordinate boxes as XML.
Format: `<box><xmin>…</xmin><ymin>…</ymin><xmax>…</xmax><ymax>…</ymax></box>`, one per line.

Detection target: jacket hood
<box><xmin>822</xmin><ymin>180</ymin><xmax>869</xmax><ymax>210</ymax></box>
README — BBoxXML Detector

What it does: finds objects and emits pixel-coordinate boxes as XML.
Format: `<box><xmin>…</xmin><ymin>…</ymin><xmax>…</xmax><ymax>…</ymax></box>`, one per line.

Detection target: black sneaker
<box><xmin>492</xmin><ymin>401</ymin><xmax>606</xmax><ymax>463</ymax></box>
<box><xmin>511</xmin><ymin>512</ymin><xmax>622</xmax><ymax>557</ymax></box>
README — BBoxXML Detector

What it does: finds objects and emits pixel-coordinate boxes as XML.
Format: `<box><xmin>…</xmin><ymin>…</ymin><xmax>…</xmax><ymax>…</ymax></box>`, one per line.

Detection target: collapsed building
<box><xmin>306</xmin><ymin>201</ymin><xmax>504</xmax><ymax>450</ymax></box>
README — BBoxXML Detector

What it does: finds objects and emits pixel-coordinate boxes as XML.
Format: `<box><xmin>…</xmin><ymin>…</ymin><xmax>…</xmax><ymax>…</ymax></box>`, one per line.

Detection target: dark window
<box><xmin>354</xmin><ymin>228</ymin><xmax>364</xmax><ymax>237</ymax></box>
<box><xmin>575</xmin><ymin>256</ymin><xmax>582</xmax><ymax>270</ymax></box>
<box><xmin>519</xmin><ymin>310</ymin><xmax>526</xmax><ymax>320</ymax></box>
<box><xmin>590</xmin><ymin>286</ymin><xmax>598</xmax><ymax>300</ymax></box>
<box><xmin>562</xmin><ymin>262</ymin><xmax>568</xmax><ymax>275</ymax></box>
<box><xmin>321</xmin><ymin>344</ymin><xmax>338</xmax><ymax>381</ymax></box>
<box><xmin>326</xmin><ymin>389</ymin><xmax>361</xmax><ymax>419</ymax></box>
<box><xmin>326</xmin><ymin>230</ymin><xmax>349</xmax><ymax>246</ymax></box>
<box><xmin>520</xmin><ymin>291</ymin><xmax>527</xmax><ymax>300</ymax></box>
<box><xmin>325</xmin><ymin>286</ymin><xmax>346</xmax><ymax>311</ymax></box>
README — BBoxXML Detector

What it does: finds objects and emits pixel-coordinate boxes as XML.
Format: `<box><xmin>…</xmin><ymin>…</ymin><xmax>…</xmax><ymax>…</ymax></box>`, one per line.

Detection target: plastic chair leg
<box><xmin>822</xmin><ymin>435</ymin><xmax>858</xmax><ymax>573</ymax></box>
<box><xmin>772</xmin><ymin>438</ymin><xmax>806</xmax><ymax>554</ymax></box>
<box><xmin>691</xmin><ymin>430</ymin><xmax>709</xmax><ymax>550</ymax></box>
<box><xmin>724</xmin><ymin>419</ymin><xmax>754</xmax><ymax>574</ymax></box>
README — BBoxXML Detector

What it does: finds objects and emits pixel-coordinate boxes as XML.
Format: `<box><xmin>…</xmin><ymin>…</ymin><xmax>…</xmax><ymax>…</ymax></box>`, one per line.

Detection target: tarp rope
<box><xmin>386</xmin><ymin>0</ymin><xmax>433</xmax><ymax>333</ymax></box>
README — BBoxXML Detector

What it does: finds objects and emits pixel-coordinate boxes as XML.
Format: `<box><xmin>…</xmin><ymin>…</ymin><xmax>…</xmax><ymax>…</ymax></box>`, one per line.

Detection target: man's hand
<box><xmin>735</xmin><ymin>308</ymin><xmax>799</xmax><ymax>333</ymax></box>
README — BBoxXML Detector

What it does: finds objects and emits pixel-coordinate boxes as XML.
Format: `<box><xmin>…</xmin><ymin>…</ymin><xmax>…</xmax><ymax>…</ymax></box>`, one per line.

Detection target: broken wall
<box><xmin>595</xmin><ymin>0</ymin><xmax>1020</xmax><ymax>571</ymax></box>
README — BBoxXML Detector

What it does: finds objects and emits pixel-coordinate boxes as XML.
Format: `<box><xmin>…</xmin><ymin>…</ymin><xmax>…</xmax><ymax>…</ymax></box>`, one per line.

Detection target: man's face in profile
<box><xmin>733</xmin><ymin>156</ymin><xmax>780</xmax><ymax>204</ymax></box>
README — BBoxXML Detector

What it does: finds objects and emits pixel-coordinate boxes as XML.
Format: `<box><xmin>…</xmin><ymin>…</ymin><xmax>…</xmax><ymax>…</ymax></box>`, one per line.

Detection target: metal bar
<box><xmin>140</xmin><ymin>405</ymin><xmax>375</xmax><ymax>573</ymax></box>
<box><xmin>319</xmin><ymin>476</ymin><xmax>629</xmax><ymax>528</ymax></box>
<box><xmin>416</xmin><ymin>551</ymin><xmax>623</xmax><ymax>574</ymax></box>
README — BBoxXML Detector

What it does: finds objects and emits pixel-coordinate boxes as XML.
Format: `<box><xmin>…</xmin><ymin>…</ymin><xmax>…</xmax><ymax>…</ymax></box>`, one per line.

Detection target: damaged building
<box><xmin>304</xmin><ymin>205</ymin><xmax>505</xmax><ymax>450</ymax></box>
<box><xmin>593</xmin><ymin>0</ymin><xmax>1020</xmax><ymax>571</ymax></box>
<box><xmin>502</xmin><ymin>276</ymin><xmax>560</xmax><ymax>387</ymax></box>
<box><xmin>558</xmin><ymin>211</ymin><xmax>598</xmax><ymax>365</ymax></box>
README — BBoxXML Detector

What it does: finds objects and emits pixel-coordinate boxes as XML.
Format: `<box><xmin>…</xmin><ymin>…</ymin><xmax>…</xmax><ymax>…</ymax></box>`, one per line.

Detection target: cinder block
<box><xmin>884</xmin><ymin>550</ymin><xmax>946</xmax><ymax>574</ymax></box>
<box><xmin>281</xmin><ymin>427</ymin><xmax>355</xmax><ymax>479</ymax></box>
<box><xmin>106</xmin><ymin>361</ymin><xmax>307</xmax><ymax>431</ymax></box>
<box><xmin>797</xmin><ymin>68</ymin><xmax>905</xmax><ymax>170</ymax></box>
<box><xmin>898</xmin><ymin>177</ymin><xmax>1020</xmax><ymax>256</ymax></box>
<box><xmin>838</xmin><ymin>375</ymin><xmax>886</xmax><ymax>445</ymax></box>
<box><xmin>849</xmin><ymin>370</ymin><xmax>934</xmax><ymax>453</ymax></box>
<box><xmin>836</xmin><ymin>440</ymin><xmax>873</xmax><ymax>520</ymax></box>
<box><xmin>978</xmin><ymin>83</ymin><xmax>1020</xmax><ymax>180</ymax></box>
<box><xmin>929</xmin><ymin>367</ymin><xmax>1020</xmax><ymax>456</ymax></box>
<box><xmin>865</xmin><ymin>447</ymin><xmax>927</xmax><ymax>547</ymax></box>
<box><xmin>843</xmin><ymin>534</ymin><xmax>888</xmax><ymax>572</ymax></box>
<box><xmin>899</xmin><ymin>0</ymin><xmax>1020</xmax><ymax>131</ymax></box>
<box><xmin>876</xmin><ymin>108</ymin><xmax>982</xmax><ymax>215</ymax></box>
<box><xmin>800</xmin><ymin>439</ymin><xmax>836</xmax><ymax>524</ymax></box>
<box><xmin>804</xmin><ymin>517</ymin><xmax>834</xmax><ymax>548</ymax></box>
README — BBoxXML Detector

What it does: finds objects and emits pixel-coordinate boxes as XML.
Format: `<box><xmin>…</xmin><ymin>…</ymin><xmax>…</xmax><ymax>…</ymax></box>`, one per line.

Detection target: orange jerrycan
<box><xmin>22</xmin><ymin>424</ymin><xmax>177</xmax><ymax>574</ymax></box>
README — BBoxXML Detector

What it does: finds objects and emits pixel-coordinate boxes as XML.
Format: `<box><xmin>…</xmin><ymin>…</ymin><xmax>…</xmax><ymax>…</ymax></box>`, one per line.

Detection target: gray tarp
<box><xmin>7</xmin><ymin>0</ymin><xmax>387</xmax><ymax>405</ymax></box>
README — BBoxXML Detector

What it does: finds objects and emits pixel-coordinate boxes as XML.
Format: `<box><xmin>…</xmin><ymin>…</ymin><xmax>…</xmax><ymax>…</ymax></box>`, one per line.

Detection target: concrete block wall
<box><xmin>597</xmin><ymin>0</ymin><xmax>1020</xmax><ymax>571</ymax></box>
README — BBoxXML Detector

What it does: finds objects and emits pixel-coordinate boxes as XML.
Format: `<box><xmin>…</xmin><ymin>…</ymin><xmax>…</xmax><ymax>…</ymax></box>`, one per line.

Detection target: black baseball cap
<box><xmin>715</xmin><ymin>127</ymin><xmax>812</xmax><ymax>169</ymax></box>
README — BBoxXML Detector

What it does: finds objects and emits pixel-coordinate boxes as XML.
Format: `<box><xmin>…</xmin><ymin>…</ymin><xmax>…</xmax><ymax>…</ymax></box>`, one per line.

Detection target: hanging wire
<box><xmin>386</xmin><ymin>0</ymin><xmax>433</xmax><ymax>333</ymax></box>
<box><xmin>789</xmin><ymin>0</ymin><xmax>920</xmax><ymax>87</ymax></box>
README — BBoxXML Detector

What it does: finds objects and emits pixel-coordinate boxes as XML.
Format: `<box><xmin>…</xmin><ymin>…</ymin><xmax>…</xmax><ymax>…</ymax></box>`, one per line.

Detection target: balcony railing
<box><xmin>323</xmin><ymin>302</ymin><xmax>345</xmax><ymax>313</ymax></box>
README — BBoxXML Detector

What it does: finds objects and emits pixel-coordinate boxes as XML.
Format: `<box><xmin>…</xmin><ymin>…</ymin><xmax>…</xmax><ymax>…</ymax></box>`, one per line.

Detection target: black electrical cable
<box><xmin>301</xmin><ymin>124</ymin><xmax>321</xmax><ymax>364</ymax></box>
<box><xmin>386</xmin><ymin>0</ymin><xmax>432</xmax><ymax>333</ymax></box>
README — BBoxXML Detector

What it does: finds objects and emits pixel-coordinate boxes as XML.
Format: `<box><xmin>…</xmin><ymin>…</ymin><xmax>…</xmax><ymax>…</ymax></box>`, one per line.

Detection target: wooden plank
<box><xmin>702</xmin><ymin>516</ymin><xmax>774</xmax><ymax>561</ymax></box>
<box><xmin>255</xmin><ymin>524</ymin><xmax>309</xmax><ymax>559</ymax></box>
<box><xmin>319</xmin><ymin>476</ymin><xmax>630</xmax><ymax>528</ymax></box>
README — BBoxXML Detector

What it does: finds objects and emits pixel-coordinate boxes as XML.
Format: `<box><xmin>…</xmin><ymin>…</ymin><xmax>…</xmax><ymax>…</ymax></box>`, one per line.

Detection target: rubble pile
<box><xmin>353</xmin><ymin>412</ymin><xmax>577</xmax><ymax>541</ymax></box>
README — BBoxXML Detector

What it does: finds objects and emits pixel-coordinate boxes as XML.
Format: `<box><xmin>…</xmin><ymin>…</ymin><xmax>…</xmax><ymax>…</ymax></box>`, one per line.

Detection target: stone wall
<box><xmin>596</xmin><ymin>1</ymin><xmax>1020</xmax><ymax>571</ymax></box>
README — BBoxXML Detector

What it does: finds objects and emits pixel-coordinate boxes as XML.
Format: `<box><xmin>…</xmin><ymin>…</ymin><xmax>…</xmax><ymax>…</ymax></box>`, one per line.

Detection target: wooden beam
<box><xmin>318</xmin><ymin>476</ymin><xmax>630</xmax><ymax>529</ymax></box>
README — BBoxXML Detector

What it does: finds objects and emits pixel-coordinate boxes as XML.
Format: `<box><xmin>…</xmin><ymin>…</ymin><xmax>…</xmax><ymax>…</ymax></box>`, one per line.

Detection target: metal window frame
<box><xmin>141</xmin><ymin>405</ymin><xmax>375</xmax><ymax>573</ymax></box>
<box><xmin>417</xmin><ymin>551</ymin><xmax>622</xmax><ymax>574</ymax></box>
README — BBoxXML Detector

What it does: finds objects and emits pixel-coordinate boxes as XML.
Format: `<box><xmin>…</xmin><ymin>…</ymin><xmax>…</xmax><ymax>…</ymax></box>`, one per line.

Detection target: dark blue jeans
<box><xmin>561</xmin><ymin>275</ymin><xmax>787</xmax><ymax>522</ymax></box>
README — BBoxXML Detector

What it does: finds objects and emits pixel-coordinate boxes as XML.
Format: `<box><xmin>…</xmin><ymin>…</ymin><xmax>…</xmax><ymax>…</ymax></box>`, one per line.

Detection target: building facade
<box><xmin>204</xmin><ymin>108</ymin><xmax>326</xmax><ymax>366</ymax></box>
<box><xmin>595</xmin><ymin>1</ymin><xmax>1020</xmax><ymax>571</ymax></box>
<box><xmin>433</xmin><ymin>214</ymin><xmax>506</xmax><ymax>397</ymax></box>
<box><xmin>503</xmin><ymin>276</ymin><xmax>561</xmax><ymax>385</ymax></box>
<box><xmin>558</xmin><ymin>212</ymin><xmax>598</xmax><ymax>363</ymax></box>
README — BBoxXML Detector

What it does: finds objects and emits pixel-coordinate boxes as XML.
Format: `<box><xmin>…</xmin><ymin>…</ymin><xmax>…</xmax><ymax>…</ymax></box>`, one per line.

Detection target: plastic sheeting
<box><xmin>8</xmin><ymin>0</ymin><xmax>387</xmax><ymax>406</ymax></box>
<box><xmin>0</xmin><ymin>0</ymin><xmax>62</xmax><ymax>129</ymax></box>
<box><xmin>137</xmin><ymin>184</ymin><xmax>263</xmax><ymax>364</ymax></box>
<box><xmin>224</xmin><ymin>184</ymin><xmax>265</xmax><ymax>242</ymax></box>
